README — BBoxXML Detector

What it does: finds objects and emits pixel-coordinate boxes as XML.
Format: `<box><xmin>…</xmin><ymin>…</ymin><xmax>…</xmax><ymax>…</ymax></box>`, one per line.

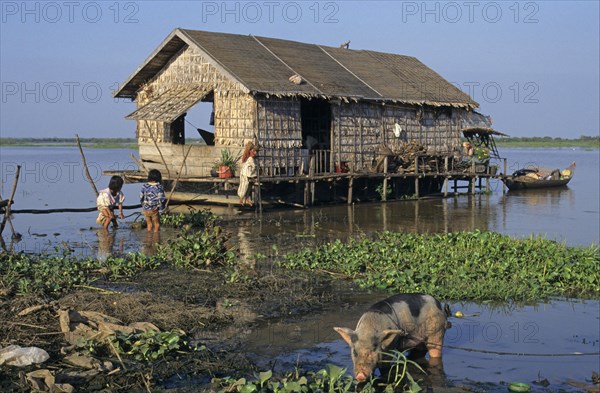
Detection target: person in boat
<box><xmin>96</xmin><ymin>176</ymin><xmax>125</xmax><ymax>230</ymax></box>
<box><xmin>462</xmin><ymin>141</ymin><xmax>474</xmax><ymax>157</ymax></box>
<box><xmin>238</xmin><ymin>142</ymin><xmax>258</xmax><ymax>207</ymax></box>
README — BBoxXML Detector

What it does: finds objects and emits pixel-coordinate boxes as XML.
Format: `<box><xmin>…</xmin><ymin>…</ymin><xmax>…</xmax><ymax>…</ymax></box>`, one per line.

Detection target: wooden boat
<box><xmin>503</xmin><ymin>162</ymin><xmax>575</xmax><ymax>191</ymax></box>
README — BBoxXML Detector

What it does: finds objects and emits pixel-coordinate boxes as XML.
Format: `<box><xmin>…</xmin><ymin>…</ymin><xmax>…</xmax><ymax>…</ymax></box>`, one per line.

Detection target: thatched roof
<box><xmin>114</xmin><ymin>28</ymin><xmax>478</xmax><ymax>109</ymax></box>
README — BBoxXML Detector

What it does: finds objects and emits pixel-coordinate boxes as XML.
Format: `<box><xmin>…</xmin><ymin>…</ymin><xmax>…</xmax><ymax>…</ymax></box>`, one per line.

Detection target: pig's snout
<box><xmin>355</xmin><ymin>372</ymin><xmax>368</xmax><ymax>382</ymax></box>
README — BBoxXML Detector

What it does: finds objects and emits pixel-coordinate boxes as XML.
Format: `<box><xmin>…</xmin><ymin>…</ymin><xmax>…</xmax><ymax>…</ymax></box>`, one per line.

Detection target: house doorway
<box><xmin>301</xmin><ymin>99</ymin><xmax>331</xmax><ymax>150</ymax></box>
<box><xmin>170</xmin><ymin>113</ymin><xmax>185</xmax><ymax>145</ymax></box>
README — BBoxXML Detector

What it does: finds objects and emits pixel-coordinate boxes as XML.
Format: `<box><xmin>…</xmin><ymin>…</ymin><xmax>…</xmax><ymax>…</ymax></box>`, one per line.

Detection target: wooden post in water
<box><xmin>309</xmin><ymin>156</ymin><xmax>316</xmax><ymax>206</ymax></box>
<box><xmin>0</xmin><ymin>165</ymin><xmax>20</xmax><ymax>237</ymax></box>
<box><xmin>256</xmin><ymin>159</ymin><xmax>262</xmax><ymax>214</ymax></box>
<box><xmin>414</xmin><ymin>156</ymin><xmax>420</xmax><ymax>198</ymax></box>
<box><xmin>77</xmin><ymin>134</ymin><xmax>118</xmax><ymax>226</ymax></box>
<box><xmin>503</xmin><ymin>158</ymin><xmax>508</xmax><ymax>193</ymax></box>
<box><xmin>382</xmin><ymin>156</ymin><xmax>388</xmax><ymax>201</ymax></box>
<box><xmin>347</xmin><ymin>177</ymin><xmax>354</xmax><ymax>205</ymax></box>
<box><xmin>76</xmin><ymin>134</ymin><xmax>99</xmax><ymax>196</ymax></box>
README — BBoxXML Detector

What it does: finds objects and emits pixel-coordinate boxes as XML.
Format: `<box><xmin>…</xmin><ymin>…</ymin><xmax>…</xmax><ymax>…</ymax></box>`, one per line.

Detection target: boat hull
<box><xmin>503</xmin><ymin>177</ymin><xmax>572</xmax><ymax>190</ymax></box>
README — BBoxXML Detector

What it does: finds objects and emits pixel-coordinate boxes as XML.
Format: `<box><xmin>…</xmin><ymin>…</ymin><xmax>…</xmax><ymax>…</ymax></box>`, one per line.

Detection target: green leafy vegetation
<box><xmin>108</xmin><ymin>330</ymin><xmax>204</xmax><ymax>361</ymax></box>
<box><xmin>215</xmin><ymin>356</ymin><xmax>425</xmax><ymax>393</ymax></box>
<box><xmin>155</xmin><ymin>228</ymin><xmax>236</xmax><ymax>269</ymax></box>
<box><xmin>0</xmin><ymin>214</ymin><xmax>232</xmax><ymax>297</ymax></box>
<box><xmin>279</xmin><ymin>231</ymin><xmax>600</xmax><ymax>302</ymax></box>
<box><xmin>375</xmin><ymin>183</ymin><xmax>391</xmax><ymax>200</ymax></box>
<box><xmin>160</xmin><ymin>209</ymin><xmax>217</xmax><ymax>229</ymax></box>
<box><xmin>0</xmin><ymin>251</ymin><xmax>159</xmax><ymax>297</ymax></box>
<box><xmin>76</xmin><ymin>329</ymin><xmax>205</xmax><ymax>362</ymax></box>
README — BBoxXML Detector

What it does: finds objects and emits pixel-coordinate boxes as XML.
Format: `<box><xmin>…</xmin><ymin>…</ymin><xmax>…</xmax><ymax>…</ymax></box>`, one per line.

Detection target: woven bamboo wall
<box><xmin>255</xmin><ymin>98</ymin><xmax>302</xmax><ymax>169</ymax></box>
<box><xmin>382</xmin><ymin>105</ymin><xmax>462</xmax><ymax>155</ymax></box>
<box><xmin>214</xmin><ymin>91</ymin><xmax>256</xmax><ymax>147</ymax></box>
<box><xmin>331</xmin><ymin>102</ymin><xmax>381</xmax><ymax>171</ymax></box>
<box><xmin>135</xmin><ymin>46</ymin><xmax>244</xmax><ymax>144</ymax></box>
<box><xmin>331</xmin><ymin>102</ymin><xmax>465</xmax><ymax>171</ymax></box>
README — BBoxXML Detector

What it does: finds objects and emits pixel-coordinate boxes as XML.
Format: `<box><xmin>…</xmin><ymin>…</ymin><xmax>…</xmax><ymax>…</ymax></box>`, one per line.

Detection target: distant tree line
<box><xmin>499</xmin><ymin>135</ymin><xmax>599</xmax><ymax>143</ymax></box>
<box><xmin>0</xmin><ymin>137</ymin><xmax>137</xmax><ymax>144</ymax></box>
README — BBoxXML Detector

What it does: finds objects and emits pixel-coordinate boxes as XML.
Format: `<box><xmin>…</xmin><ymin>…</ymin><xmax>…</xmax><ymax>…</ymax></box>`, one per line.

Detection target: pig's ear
<box><xmin>334</xmin><ymin>327</ymin><xmax>356</xmax><ymax>347</ymax></box>
<box><xmin>379</xmin><ymin>329</ymin><xmax>407</xmax><ymax>349</ymax></box>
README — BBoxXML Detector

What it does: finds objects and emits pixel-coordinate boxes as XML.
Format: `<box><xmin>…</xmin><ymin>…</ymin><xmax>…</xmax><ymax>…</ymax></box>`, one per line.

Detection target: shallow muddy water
<box><xmin>1</xmin><ymin>145</ymin><xmax>599</xmax><ymax>390</ymax></box>
<box><xmin>242</xmin><ymin>294</ymin><xmax>599</xmax><ymax>391</ymax></box>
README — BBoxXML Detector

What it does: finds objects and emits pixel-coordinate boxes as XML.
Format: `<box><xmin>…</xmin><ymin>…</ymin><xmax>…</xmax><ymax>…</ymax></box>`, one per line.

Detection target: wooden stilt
<box><xmin>308</xmin><ymin>156</ymin><xmax>315</xmax><ymax>206</ymax></box>
<box><xmin>255</xmin><ymin>151</ymin><xmax>263</xmax><ymax>214</ymax></box>
<box><xmin>304</xmin><ymin>180</ymin><xmax>309</xmax><ymax>207</ymax></box>
<box><xmin>443</xmin><ymin>177</ymin><xmax>448</xmax><ymax>197</ymax></box>
<box><xmin>382</xmin><ymin>156</ymin><xmax>388</xmax><ymax>201</ymax></box>
<box><xmin>415</xmin><ymin>177</ymin><xmax>420</xmax><ymax>198</ymax></box>
<box><xmin>348</xmin><ymin>177</ymin><xmax>354</xmax><ymax>205</ymax></box>
<box><xmin>414</xmin><ymin>157</ymin><xmax>420</xmax><ymax>198</ymax></box>
<box><xmin>503</xmin><ymin>158</ymin><xmax>508</xmax><ymax>193</ymax></box>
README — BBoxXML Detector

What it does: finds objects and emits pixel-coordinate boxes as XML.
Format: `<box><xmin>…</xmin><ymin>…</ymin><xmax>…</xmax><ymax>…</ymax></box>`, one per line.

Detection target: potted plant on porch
<box><xmin>214</xmin><ymin>149</ymin><xmax>240</xmax><ymax>179</ymax></box>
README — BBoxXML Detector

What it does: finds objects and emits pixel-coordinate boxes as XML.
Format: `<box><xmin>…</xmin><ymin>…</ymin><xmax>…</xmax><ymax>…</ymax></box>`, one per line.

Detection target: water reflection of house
<box><xmin>113</xmin><ymin>29</ymin><xmax>495</xmax><ymax>205</ymax></box>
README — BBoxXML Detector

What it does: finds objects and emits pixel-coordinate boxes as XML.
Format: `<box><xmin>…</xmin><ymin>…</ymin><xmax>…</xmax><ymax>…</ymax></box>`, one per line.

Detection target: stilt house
<box><xmin>114</xmin><ymin>29</ymin><xmax>494</xmax><ymax>203</ymax></box>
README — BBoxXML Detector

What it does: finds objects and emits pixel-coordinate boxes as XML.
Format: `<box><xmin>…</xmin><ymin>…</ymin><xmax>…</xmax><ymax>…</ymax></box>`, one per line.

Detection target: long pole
<box><xmin>144</xmin><ymin>120</ymin><xmax>171</xmax><ymax>180</ymax></box>
<box><xmin>0</xmin><ymin>165</ymin><xmax>21</xmax><ymax>236</ymax></box>
<box><xmin>76</xmin><ymin>134</ymin><xmax>99</xmax><ymax>196</ymax></box>
<box><xmin>165</xmin><ymin>145</ymin><xmax>193</xmax><ymax>209</ymax></box>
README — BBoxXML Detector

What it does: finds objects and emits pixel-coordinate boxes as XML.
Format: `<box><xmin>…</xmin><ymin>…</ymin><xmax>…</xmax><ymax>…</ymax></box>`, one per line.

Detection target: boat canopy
<box><xmin>461</xmin><ymin>127</ymin><xmax>508</xmax><ymax>159</ymax></box>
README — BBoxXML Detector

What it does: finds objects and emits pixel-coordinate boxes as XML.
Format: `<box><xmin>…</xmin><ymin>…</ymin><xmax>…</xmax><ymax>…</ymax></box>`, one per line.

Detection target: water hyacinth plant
<box><xmin>279</xmin><ymin>231</ymin><xmax>599</xmax><ymax>302</ymax></box>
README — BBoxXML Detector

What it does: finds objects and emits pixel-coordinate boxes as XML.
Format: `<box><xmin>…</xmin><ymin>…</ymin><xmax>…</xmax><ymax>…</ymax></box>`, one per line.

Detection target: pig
<box><xmin>334</xmin><ymin>293</ymin><xmax>448</xmax><ymax>382</ymax></box>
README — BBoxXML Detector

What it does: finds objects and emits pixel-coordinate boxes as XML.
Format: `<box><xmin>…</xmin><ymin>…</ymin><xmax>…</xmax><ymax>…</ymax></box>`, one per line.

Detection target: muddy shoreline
<box><xmin>1</xmin><ymin>221</ymin><xmax>598</xmax><ymax>392</ymax></box>
<box><xmin>0</xmin><ymin>261</ymin><xmax>358</xmax><ymax>392</ymax></box>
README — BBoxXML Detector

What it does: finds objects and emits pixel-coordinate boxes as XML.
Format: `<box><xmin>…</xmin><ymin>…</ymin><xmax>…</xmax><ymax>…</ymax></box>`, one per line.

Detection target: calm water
<box><xmin>0</xmin><ymin>146</ymin><xmax>598</xmax><ymax>252</ymax></box>
<box><xmin>243</xmin><ymin>295</ymin><xmax>599</xmax><ymax>392</ymax></box>
<box><xmin>1</xmin><ymin>145</ymin><xmax>599</xmax><ymax>390</ymax></box>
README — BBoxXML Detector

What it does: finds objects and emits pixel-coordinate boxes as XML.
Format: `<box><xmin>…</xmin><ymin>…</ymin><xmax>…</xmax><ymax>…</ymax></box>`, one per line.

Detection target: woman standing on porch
<box><xmin>238</xmin><ymin>142</ymin><xmax>257</xmax><ymax>206</ymax></box>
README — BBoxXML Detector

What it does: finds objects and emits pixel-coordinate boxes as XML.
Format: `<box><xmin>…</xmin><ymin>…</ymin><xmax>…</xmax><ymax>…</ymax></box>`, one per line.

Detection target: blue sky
<box><xmin>1</xmin><ymin>0</ymin><xmax>598</xmax><ymax>138</ymax></box>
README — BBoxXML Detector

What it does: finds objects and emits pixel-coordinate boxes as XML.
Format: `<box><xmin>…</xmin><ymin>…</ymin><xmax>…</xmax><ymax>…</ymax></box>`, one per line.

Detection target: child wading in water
<box><xmin>96</xmin><ymin>176</ymin><xmax>125</xmax><ymax>230</ymax></box>
<box><xmin>140</xmin><ymin>169</ymin><xmax>167</xmax><ymax>232</ymax></box>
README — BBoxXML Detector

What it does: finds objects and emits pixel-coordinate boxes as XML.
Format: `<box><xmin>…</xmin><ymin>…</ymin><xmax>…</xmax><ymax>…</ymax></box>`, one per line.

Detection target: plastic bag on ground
<box><xmin>0</xmin><ymin>345</ymin><xmax>50</xmax><ymax>366</ymax></box>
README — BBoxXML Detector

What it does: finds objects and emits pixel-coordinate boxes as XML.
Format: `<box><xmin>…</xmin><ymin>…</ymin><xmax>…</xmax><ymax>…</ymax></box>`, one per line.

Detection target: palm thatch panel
<box><xmin>214</xmin><ymin>91</ymin><xmax>256</xmax><ymax>146</ymax></box>
<box><xmin>135</xmin><ymin>45</ymin><xmax>244</xmax><ymax>144</ymax></box>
